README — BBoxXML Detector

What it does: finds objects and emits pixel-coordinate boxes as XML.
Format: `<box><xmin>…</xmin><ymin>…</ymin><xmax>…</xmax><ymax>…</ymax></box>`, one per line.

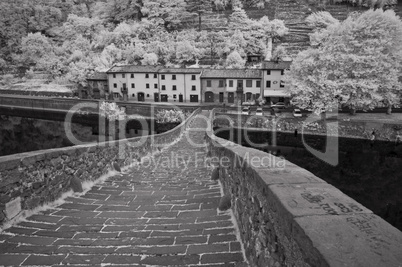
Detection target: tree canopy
<box><xmin>286</xmin><ymin>9</ymin><xmax>402</xmax><ymax>113</ymax></box>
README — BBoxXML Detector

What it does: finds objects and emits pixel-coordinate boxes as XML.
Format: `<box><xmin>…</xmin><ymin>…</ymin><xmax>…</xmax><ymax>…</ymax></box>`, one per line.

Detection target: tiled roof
<box><xmin>159</xmin><ymin>68</ymin><xmax>203</xmax><ymax>74</ymax></box>
<box><xmin>201</xmin><ymin>69</ymin><xmax>261</xmax><ymax>79</ymax></box>
<box><xmin>107</xmin><ymin>65</ymin><xmax>162</xmax><ymax>73</ymax></box>
<box><xmin>261</xmin><ymin>61</ymin><xmax>292</xmax><ymax>70</ymax></box>
<box><xmin>87</xmin><ymin>72</ymin><xmax>107</xmax><ymax>80</ymax></box>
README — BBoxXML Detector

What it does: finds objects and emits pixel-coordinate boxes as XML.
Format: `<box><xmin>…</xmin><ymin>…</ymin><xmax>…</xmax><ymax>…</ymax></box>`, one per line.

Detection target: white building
<box><xmin>261</xmin><ymin>61</ymin><xmax>291</xmax><ymax>104</ymax></box>
<box><xmin>158</xmin><ymin>68</ymin><xmax>202</xmax><ymax>103</ymax></box>
<box><xmin>106</xmin><ymin>65</ymin><xmax>161</xmax><ymax>102</ymax></box>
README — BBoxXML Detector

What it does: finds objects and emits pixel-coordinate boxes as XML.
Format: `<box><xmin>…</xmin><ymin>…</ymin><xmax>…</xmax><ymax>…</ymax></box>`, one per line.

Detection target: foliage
<box><xmin>155</xmin><ymin>109</ymin><xmax>187</xmax><ymax>123</ymax></box>
<box><xmin>141</xmin><ymin>53</ymin><xmax>159</xmax><ymax>65</ymax></box>
<box><xmin>305</xmin><ymin>11</ymin><xmax>339</xmax><ymax>30</ymax></box>
<box><xmin>2</xmin><ymin>74</ymin><xmax>14</xmax><ymax>85</ymax></box>
<box><xmin>225</xmin><ymin>50</ymin><xmax>246</xmax><ymax>68</ymax></box>
<box><xmin>286</xmin><ymin>9</ymin><xmax>402</xmax><ymax>113</ymax></box>
<box><xmin>99</xmin><ymin>101</ymin><xmax>127</xmax><ymax>120</ymax></box>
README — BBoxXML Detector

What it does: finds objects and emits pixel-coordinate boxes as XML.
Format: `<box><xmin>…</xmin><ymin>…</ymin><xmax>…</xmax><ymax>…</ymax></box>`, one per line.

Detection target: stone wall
<box><xmin>0</xmin><ymin>108</ymin><xmax>201</xmax><ymax>225</ymax></box>
<box><xmin>205</xmin><ymin>109</ymin><xmax>402</xmax><ymax>267</ymax></box>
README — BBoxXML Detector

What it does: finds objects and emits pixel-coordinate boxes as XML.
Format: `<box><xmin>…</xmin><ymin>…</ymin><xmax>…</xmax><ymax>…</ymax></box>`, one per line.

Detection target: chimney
<box><xmin>265</xmin><ymin>37</ymin><xmax>273</xmax><ymax>61</ymax></box>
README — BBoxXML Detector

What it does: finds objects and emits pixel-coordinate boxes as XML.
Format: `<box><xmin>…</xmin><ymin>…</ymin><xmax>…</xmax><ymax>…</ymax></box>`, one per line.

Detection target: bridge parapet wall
<box><xmin>0</xmin><ymin>108</ymin><xmax>200</xmax><ymax>225</ymax></box>
<box><xmin>205</xmin><ymin>110</ymin><xmax>402</xmax><ymax>267</ymax></box>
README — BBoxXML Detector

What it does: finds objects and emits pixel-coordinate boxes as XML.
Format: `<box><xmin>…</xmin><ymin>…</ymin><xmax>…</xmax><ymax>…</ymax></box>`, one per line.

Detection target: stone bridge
<box><xmin>0</xmin><ymin>108</ymin><xmax>401</xmax><ymax>266</ymax></box>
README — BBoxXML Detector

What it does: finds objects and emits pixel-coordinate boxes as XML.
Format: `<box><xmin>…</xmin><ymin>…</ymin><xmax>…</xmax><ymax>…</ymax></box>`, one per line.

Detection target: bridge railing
<box><xmin>0</xmin><ymin>108</ymin><xmax>201</xmax><ymax>226</ymax></box>
<box><xmin>205</xmin><ymin>108</ymin><xmax>402</xmax><ymax>267</ymax></box>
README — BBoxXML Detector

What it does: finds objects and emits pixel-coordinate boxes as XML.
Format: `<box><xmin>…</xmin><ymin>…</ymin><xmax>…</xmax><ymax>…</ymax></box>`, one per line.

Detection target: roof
<box><xmin>261</xmin><ymin>61</ymin><xmax>292</xmax><ymax>70</ymax></box>
<box><xmin>107</xmin><ymin>65</ymin><xmax>162</xmax><ymax>73</ymax></box>
<box><xmin>158</xmin><ymin>68</ymin><xmax>203</xmax><ymax>74</ymax></box>
<box><xmin>87</xmin><ymin>72</ymin><xmax>107</xmax><ymax>81</ymax></box>
<box><xmin>201</xmin><ymin>69</ymin><xmax>262</xmax><ymax>79</ymax></box>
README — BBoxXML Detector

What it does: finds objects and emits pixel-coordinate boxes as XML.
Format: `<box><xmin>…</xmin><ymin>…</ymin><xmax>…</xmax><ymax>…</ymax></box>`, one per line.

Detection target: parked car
<box><xmin>242</xmin><ymin>106</ymin><xmax>250</xmax><ymax>115</ymax></box>
<box><xmin>256</xmin><ymin>107</ymin><xmax>263</xmax><ymax>116</ymax></box>
<box><xmin>271</xmin><ymin>102</ymin><xmax>286</xmax><ymax>109</ymax></box>
<box><xmin>293</xmin><ymin>108</ymin><xmax>302</xmax><ymax>117</ymax></box>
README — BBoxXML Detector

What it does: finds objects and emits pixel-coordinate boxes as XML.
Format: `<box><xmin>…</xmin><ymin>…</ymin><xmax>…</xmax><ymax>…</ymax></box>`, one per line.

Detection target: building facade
<box><xmin>86</xmin><ymin>72</ymin><xmax>108</xmax><ymax>99</ymax></box>
<box><xmin>107</xmin><ymin>65</ymin><xmax>161</xmax><ymax>101</ymax></box>
<box><xmin>200</xmin><ymin>69</ymin><xmax>262</xmax><ymax>104</ymax></box>
<box><xmin>97</xmin><ymin>60</ymin><xmax>291</xmax><ymax>104</ymax></box>
<box><xmin>158</xmin><ymin>68</ymin><xmax>202</xmax><ymax>103</ymax></box>
<box><xmin>261</xmin><ymin>61</ymin><xmax>291</xmax><ymax>105</ymax></box>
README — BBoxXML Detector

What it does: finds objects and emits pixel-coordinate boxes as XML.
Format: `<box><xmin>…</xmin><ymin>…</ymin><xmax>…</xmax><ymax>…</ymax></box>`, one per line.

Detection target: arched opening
<box><xmin>205</xmin><ymin>91</ymin><xmax>214</xmax><ymax>103</ymax></box>
<box><xmin>138</xmin><ymin>92</ymin><xmax>145</xmax><ymax>102</ymax></box>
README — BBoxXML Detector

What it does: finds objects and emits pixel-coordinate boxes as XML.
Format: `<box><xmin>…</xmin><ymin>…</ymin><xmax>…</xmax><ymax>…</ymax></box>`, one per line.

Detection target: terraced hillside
<box><xmin>182</xmin><ymin>0</ymin><xmax>400</xmax><ymax>58</ymax></box>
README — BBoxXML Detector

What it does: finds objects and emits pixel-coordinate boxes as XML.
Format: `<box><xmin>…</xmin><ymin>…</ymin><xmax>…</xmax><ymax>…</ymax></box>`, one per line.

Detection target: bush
<box><xmin>2</xmin><ymin>74</ymin><xmax>14</xmax><ymax>85</ymax></box>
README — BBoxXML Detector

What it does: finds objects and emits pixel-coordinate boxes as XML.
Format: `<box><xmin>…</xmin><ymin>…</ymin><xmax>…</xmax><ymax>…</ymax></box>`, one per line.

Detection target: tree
<box><xmin>228</xmin><ymin>7</ymin><xmax>250</xmax><ymax>31</ymax></box>
<box><xmin>176</xmin><ymin>40</ymin><xmax>201</xmax><ymax>65</ymax></box>
<box><xmin>186</xmin><ymin>0</ymin><xmax>213</xmax><ymax>31</ymax></box>
<box><xmin>141</xmin><ymin>0</ymin><xmax>191</xmax><ymax>30</ymax></box>
<box><xmin>225</xmin><ymin>50</ymin><xmax>246</xmax><ymax>68</ymax></box>
<box><xmin>286</xmin><ymin>9</ymin><xmax>402</xmax><ymax>115</ymax></box>
<box><xmin>93</xmin><ymin>0</ymin><xmax>142</xmax><ymax>24</ymax></box>
<box><xmin>305</xmin><ymin>11</ymin><xmax>339</xmax><ymax>30</ymax></box>
<box><xmin>141</xmin><ymin>52</ymin><xmax>158</xmax><ymax>65</ymax></box>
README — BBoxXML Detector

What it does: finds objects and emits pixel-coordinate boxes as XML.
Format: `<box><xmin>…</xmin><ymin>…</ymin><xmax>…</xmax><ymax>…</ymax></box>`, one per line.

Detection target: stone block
<box><xmin>294</xmin><ymin>213</ymin><xmax>402</xmax><ymax>267</ymax></box>
<box><xmin>70</xmin><ymin>176</ymin><xmax>83</xmax><ymax>193</ymax></box>
<box><xmin>5</xmin><ymin>197</ymin><xmax>21</xmax><ymax>219</ymax></box>
<box><xmin>219</xmin><ymin>195</ymin><xmax>231</xmax><ymax>211</ymax></box>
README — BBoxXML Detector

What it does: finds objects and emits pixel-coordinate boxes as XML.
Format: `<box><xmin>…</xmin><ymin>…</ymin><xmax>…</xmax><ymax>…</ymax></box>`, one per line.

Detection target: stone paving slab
<box><xmin>0</xmin><ymin>111</ymin><xmax>248</xmax><ymax>266</ymax></box>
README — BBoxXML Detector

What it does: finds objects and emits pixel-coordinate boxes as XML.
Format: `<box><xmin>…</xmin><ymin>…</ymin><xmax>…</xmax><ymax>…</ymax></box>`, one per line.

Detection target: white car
<box><xmin>293</xmin><ymin>108</ymin><xmax>302</xmax><ymax>117</ymax></box>
<box><xmin>256</xmin><ymin>107</ymin><xmax>263</xmax><ymax>116</ymax></box>
<box><xmin>242</xmin><ymin>107</ymin><xmax>250</xmax><ymax>115</ymax></box>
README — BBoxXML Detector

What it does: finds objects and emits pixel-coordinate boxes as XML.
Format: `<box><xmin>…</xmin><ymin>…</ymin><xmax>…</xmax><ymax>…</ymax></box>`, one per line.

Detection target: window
<box><xmin>266</xmin><ymin>81</ymin><xmax>271</xmax><ymax>88</ymax></box>
<box><xmin>154</xmin><ymin>84</ymin><xmax>158</xmax><ymax>89</ymax></box>
<box><xmin>246</xmin><ymin>80</ymin><xmax>252</xmax><ymax>87</ymax></box>
<box><xmin>122</xmin><ymin>74</ymin><xmax>125</xmax><ymax>78</ymax></box>
<box><xmin>172</xmin><ymin>85</ymin><xmax>177</xmax><ymax>91</ymax></box>
<box><xmin>207</xmin><ymin>80</ymin><xmax>211</xmax><ymax>87</ymax></box>
<box><xmin>267</xmin><ymin>70</ymin><xmax>271</xmax><ymax>75</ymax></box>
<box><xmin>113</xmin><ymin>74</ymin><xmax>116</xmax><ymax>78</ymax></box>
<box><xmin>162</xmin><ymin>85</ymin><xmax>166</xmax><ymax>90</ymax></box>
<box><xmin>172</xmin><ymin>75</ymin><xmax>176</xmax><ymax>80</ymax></box>
<box><xmin>113</xmin><ymin>83</ymin><xmax>117</xmax><ymax>88</ymax></box>
<box><xmin>145</xmin><ymin>74</ymin><xmax>149</xmax><ymax>78</ymax></box>
<box><xmin>131</xmin><ymin>83</ymin><xmax>135</xmax><ymax>88</ymax></box>
<box><xmin>191</xmin><ymin>85</ymin><xmax>196</xmax><ymax>91</ymax></box>
<box><xmin>281</xmin><ymin>70</ymin><xmax>284</xmax><ymax>75</ymax></box>
<box><xmin>229</xmin><ymin>80</ymin><xmax>233</xmax><ymax>87</ymax></box>
<box><xmin>218</xmin><ymin>80</ymin><xmax>224</xmax><ymax>87</ymax></box>
<box><xmin>132</xmin><ymin>93</ymin><xmax>135</xmax><ymax>97</ymax></box>
<box><xmin>122</xmin><ymin>83</ymin><xmax>126</xmax><ymax>89</ymax></box>
<box><xmin>191</xmin><ymin>75</ymin><xmax>196</xmax><ymax>80</ymax></box>
<box><xmin>161</xmin><ymin>75</ymin><xmax>165</xmax><ymax>80</ymax></box>
<box><xmin>147</xmin><ymin>94</ymin><xmax>150</xmax><ymax>97</ymax></box>
<box><xmin>173</xmin><ymin>94</ymin><xmax>177</xmax><ymax>99</ymax></box>
<box><xmin>146</xmin><ymin>83</ymin><xmax>150</xmax><ymax>89</ymax></box>
<box><xmin>131</xmin><ymin>74</ymin><xmax>134</xmax><ymax>78</ymax></box>
<box><xmin>154</xmin><ymin>73</ymin><xmax>157</xmax><ymax>78</ymax></box>
<box><xmin>256</xmin><ymin>81</ymin><xmax>261</xmax><ymax>87</ymax></box>
<box><xmin>280</xmin><ymin>80</ymin><xmax>285</xmax><ymax>88</ymax></box>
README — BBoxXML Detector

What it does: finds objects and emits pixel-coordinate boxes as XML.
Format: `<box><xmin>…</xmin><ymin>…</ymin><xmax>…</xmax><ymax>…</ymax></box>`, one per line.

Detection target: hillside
<box><xmin>183</xmin><ymin>0</ymin><xmax>401</xmax><ymax>57</ymax></box>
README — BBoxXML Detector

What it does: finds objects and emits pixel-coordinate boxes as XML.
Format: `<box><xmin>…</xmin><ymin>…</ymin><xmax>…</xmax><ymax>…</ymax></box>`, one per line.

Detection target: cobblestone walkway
<box><xmin>0</xmin><ymin>111</ymin><xmax>248</xmax><ymax>266</ymax></box>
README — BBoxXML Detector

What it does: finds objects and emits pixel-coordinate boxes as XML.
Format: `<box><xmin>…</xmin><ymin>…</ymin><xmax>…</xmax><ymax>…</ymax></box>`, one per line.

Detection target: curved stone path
<box><xmin>0</xmin><ymin>111</ymin><xmax>248</xmax><ymax>266</ymax></box>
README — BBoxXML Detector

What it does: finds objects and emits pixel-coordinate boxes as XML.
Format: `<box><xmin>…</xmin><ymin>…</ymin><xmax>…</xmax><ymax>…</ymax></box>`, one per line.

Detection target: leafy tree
<box><xmin>60</xmin><ymin>14</ymin><xmax>104</xmax><ymax>41</ymax></box>
<box><xmin>186</xmin><ymin>0</ymin><xmax>213</xmax><ymax>31</ymax></box>
<box><xmin>305</xmin><ymin>11</ymin><xmax>339</xmax><ymax>30</ymax></box>
<box><xmin>93</xmin><ymin>0</ymin><xmax>142</xmax><ymax>24</ymax></box>
<box><xmin>225</xmin><ymin>50</ymin><xmax>246</xmax><ymax>68</ymax></box>
<box><xmin>286</xmin><ymin>9</ymin><xmax>402</xmax><ymax>114</ymax></box>
<box><xmin>176</xmin><ymin>40</ymin><xmax>201</xmax><ymax>65</ymax></box>
<box><xmin>228</xmin><ymin>7</ymin><xmax>250</xmax><ymax>31</ymax></box>
<box><xmin>141</xmin><ymin>52</ymin><xmax>158</xmax><ymax>65</ymax></box>
<box><xmin>141</xmin><ymin>0</ymin><xmax>191</xmax><ymax>30</ymax></box>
